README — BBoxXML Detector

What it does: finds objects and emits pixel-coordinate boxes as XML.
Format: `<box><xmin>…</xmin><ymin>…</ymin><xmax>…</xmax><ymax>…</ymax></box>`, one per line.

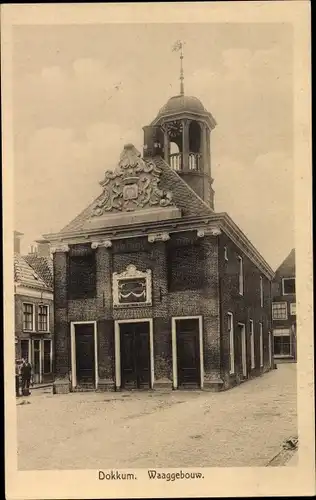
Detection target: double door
<box><xmin>120</xmin><ymin>322</ymin><xmax>150</xmax><ymax>389</ymax></box>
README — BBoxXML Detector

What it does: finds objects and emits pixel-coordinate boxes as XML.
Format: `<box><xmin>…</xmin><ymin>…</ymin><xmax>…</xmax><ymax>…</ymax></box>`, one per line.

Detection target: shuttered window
<box><xmin>167</xmin><ymin>244</ymin><xmax>204</xmax><ymax>291</ymax></box>
<box><xmin>68</xmin><ymin>247</ymin><xmax>96</xmax><ymax>299</ymax></box>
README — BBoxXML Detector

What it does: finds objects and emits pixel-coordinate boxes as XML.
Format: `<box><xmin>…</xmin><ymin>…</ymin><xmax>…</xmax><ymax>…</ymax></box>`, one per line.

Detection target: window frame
<box><xmin>273</xmin><ymin>330</ymin><xmax>292</xmax><ymax>357</ymax></box>
<box><xmin>249</xmin><ymin>319</ymin><xmax>255</xmax><ymax>369</ymax></box>
<box><xmin>22</xmin><ymin>302</ymin><xmax>35</xmax><ymax>332</ymax></box>
<box><xmin>282</xmin><ymin>277</ymin><xmax>295</xmax><ymax>296</ymax></box>
<box><xmin>237</xmin><ymin>255</ymin><xmax>244</xmax><ymax>296</ymax></box>
<box><xmin>224</xmin><ymin>246</ymin><xmax>228</xmax><ymax>261</ymax></box>
<box><xmin>272</xmin><ymin>301</ymin><xmax>288</xmax><ymax>320</ymax></box>
<box><xmin>260</xmin><ymin>276</ymin><xmax>264</xmax><ymax>308</ymax></box>
<box><xmin>228</xmin><ymin>312</ymin><xmax>235</xmax><ymax>374</ymax></box>
<box><xmin>290</xmin><ymin>302</ymin><xmax>296</xmax><ymax>316</ymax></box>
<box><xmin>259</xmin><ymin>322</ymin><xmax>264</xmax><ymax>367</ymax></box>
<box><xmin>38</xmin><ymin>304</ymin><xmax>50</xmax><ymax>332</ymax></box>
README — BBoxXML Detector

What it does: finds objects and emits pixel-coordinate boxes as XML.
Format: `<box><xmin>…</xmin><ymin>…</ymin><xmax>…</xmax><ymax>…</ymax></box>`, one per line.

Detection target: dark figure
<box><xmin>21</xmin><ymin>358</ymin><xmax>32</xmax><ymax>396</ymax></box>
<box><xmin>15</xmin><ymin>361</ymin><xmax>21</xmax><ymax>397</ymax></box>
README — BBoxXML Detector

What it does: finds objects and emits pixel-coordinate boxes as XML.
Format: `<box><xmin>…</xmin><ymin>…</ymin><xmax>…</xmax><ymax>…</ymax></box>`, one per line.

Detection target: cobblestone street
<box><xmin>17</xmin><ymin>363</ymin><xmax>297</xmax><ymax>470</ymax></box>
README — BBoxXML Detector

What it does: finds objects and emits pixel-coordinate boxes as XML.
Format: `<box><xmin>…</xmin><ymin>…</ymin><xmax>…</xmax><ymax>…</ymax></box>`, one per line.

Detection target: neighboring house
<box><xmin>44</xmin><ymin>85</ymin><xmax>275</xmax><ymax>394</ymax></box>
<box><xmin>272</xmin><ymin>249</ymin><xmax>296</xmax><ymax>361</ymax></box>
<box><xmin>14</xmin><ymin>232</ymin><xmax>54</xmax><ymax>383</ymax></box>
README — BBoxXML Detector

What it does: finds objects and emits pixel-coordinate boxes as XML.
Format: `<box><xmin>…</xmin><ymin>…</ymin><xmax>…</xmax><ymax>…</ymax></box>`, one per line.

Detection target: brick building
<box><xmin>272</xmin><ymin>249</ymin><xmax>296</xmax><ymax>361</ymax></box>
<box><xmin>14</xmin><ymin>232</ymin><xmax>54</xmax><ymax>383</ymax></box>
<box><xmin>45</xmin><ymin>89</ymin><xmax>274</xmax><ymax>394</ymax></box>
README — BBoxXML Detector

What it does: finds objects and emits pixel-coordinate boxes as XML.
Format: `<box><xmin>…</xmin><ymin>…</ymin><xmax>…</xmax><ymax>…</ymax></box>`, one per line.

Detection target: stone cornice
<box><xmin>44</xmin><ymin>213</ymin><xmax>274</xmax><ymax>279</ymax></box>
<box><xmin>51</xmin><ymin>243</ymin><xmax>69</xmax><ymax>254</ymax></box>
<box><xmin>151</xmin><ymin>110</ymin><xmax>217</xmax><ymax>130</ymax></box>
<box><xmin>148</xmin><ymin>232</ymin><xmax>170</xmax><ymax>243</ymax></box>
<box><xmin>91</xmin><ymin>240</ymin><xmax>112</xmax><ymax>249</ymax></box>
<box><xmin>197</xmin><ymin>227</ymin><xmax>221</xmax><ymax>238</ymax></box>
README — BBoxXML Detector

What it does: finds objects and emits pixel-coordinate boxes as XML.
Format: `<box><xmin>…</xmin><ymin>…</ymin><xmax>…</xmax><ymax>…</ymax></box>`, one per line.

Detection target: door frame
<box><xmin>171</xmin><ymin>315</ymin><xmax>204</xmax><ymax>389</ymax></box>
<box><xmin>70</xmin><ymin>321</ymin><xmax>98</xmax><ymax>389</ymax></box>
<box><xmin>238</xmin><ymin>322</ymin><xmax>247</xmax><ymax>378</ymax></box>
<box><xmin>114</xmin><ymin>318</ymin><xmax>154</xmax><ymax>390</ymax></box>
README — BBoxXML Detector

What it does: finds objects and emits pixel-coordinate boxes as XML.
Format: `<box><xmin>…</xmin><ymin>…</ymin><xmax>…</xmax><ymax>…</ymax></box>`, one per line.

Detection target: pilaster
<box><xmin>52</xmin><ymin>244</ymin><xmax>70</xmax><ymax>394</ymax></box>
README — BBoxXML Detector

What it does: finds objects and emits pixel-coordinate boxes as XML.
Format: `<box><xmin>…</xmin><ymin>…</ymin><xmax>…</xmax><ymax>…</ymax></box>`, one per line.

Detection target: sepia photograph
<box><xmin>2</xmin><ymin>2</ymin><xmax>313</xmax><ymax>499</ymax></box>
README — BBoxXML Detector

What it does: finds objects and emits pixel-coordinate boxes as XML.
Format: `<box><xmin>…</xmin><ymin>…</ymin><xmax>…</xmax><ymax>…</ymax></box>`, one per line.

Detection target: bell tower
<box><xmin>143</xmin><ymin>41</ymin><xmax>217</xmax><ymax>209</ymax></box>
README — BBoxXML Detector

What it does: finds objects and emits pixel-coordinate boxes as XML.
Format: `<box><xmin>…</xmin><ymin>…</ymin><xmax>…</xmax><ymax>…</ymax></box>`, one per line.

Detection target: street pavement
<box><xmin>17</xmin><ymin>363</ymin><xmax>297</xmax><ymax>470</ymax></box>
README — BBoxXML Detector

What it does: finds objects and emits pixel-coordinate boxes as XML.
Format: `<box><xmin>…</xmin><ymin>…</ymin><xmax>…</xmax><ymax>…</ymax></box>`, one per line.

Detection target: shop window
<box><xmin>274</xmin><ymin>333</ymin><xmax>291</xmax><ymax>356</ymax></box>
<box><xmin>168</xmin><ymin>244</ymin><xmax>204</xmax><ymax>291</ymax></box>
<box><xmin>43</xmin><ymin>340</ymin><xmax>52</xmax><ymax>374</ymax></box>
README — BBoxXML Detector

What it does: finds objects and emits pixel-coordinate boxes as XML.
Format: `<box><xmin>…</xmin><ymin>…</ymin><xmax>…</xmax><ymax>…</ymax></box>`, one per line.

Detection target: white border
<box><xmin>171</xmin><ymin>315</ymin><xmax>204</xmax><ymax>389</ymax></box>
<box><xmin>114</xmin><ymin>318</ymin><xmax>154</xmax><ymax>389</ymax></box>
<box><xmin>70</xmin><ymin>321</ymin><xmax>98</xmax><ymax>389</ymax></box>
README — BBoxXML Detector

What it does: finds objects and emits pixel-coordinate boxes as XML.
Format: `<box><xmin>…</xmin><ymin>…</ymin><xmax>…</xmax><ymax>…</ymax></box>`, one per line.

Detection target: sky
<box><xmin>13</xmin><ymin>23</ymin><xmax>294</xmax><ymax>270</ymax></box>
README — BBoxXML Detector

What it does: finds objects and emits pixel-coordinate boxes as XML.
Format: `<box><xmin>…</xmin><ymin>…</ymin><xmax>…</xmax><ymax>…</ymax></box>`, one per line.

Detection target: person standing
<box><xmin>15</xmin><ymin>360</ymin><xmax>21</xmax><ymax>397</ymax></box>
<box><xmin>21</xmin><ymin>358</ymin><xmax>32</xmax><ymax>396</ymax></box>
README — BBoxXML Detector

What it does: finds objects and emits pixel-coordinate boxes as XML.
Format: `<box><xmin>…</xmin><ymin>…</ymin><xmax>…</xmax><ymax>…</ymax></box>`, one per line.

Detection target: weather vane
<box><xmin>172</xmin><ymin>40</ymin><xmax>185</xmax><ymax>96</ymax></box>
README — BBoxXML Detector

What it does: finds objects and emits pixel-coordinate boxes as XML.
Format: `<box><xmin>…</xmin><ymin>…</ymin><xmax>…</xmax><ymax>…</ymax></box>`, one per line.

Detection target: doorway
<box><xmin>238</xmin><ymin>323</ymin><xmax>247</xmax><ymax>379</ymax></box>
<box><xmin>119</xmin><ymin>321</ymin><xmax>151</xmax><ymax>389</ymax></box>
<box><xmin>71</xmin><ymin>322</ymin><xmax>98</xmax><ymax>388</ymax></box>
<box><xmin>174</xmin><ymin>317</ymin><xmax>202</xmax><ymax>388</ymax></box>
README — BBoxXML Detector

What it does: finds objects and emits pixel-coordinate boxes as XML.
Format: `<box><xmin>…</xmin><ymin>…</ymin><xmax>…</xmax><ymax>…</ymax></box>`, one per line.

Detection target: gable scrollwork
<box><xmin>92</xmin><ymin>144</ymin><xmax>173</xmax><ymax>216</ymax></box>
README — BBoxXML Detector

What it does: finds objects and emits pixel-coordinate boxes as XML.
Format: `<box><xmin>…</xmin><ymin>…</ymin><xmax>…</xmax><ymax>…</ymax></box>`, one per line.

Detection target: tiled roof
<box><xmin>24</xmin><ymin>254</ymin><xmax>54</xmax><ymax>288</ymax></box>
<box><xmin>56</xmin><ymin>155</ymin><xmax>212</xmax><ymax>236</ymax></box>
<box><xmin>275</xmin><ymin>248</ymin><xmax>295</xmax><ymax>278</ymax></box>
<box><xmin>14</xmin><ymin>253</ymin><xmax>51</xmax><ymax>290</ymax></box>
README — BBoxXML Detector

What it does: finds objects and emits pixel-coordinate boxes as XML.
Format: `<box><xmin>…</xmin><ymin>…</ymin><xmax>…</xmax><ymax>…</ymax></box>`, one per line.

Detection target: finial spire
<box><xmin>172</xmin><ymin>40</ymin><xmax>185</xmax><ymax>95</ymax></box>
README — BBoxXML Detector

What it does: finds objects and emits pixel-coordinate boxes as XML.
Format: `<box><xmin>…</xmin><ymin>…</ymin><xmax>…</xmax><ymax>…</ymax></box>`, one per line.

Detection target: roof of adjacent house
<box><xmin>14</xmin><ymin>253</ymin><xmax>52</xmax><ymax>291</ymax></box>
<box><xmin>24</xmin><ymin>254</ymin><xmax>54</xmax><ymax>288</ymax></box>
<box><xmin>274</xmin><ymin>248</ymin><xmax>295</xmax><ymax>278</ymax></box>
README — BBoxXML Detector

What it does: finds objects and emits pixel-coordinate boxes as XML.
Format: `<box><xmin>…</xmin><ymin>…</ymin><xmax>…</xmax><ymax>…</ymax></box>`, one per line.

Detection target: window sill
<box><xmin>23</xmin><ymin>330</ymin><xmax>35</xmax><ymax>333</ymax></box>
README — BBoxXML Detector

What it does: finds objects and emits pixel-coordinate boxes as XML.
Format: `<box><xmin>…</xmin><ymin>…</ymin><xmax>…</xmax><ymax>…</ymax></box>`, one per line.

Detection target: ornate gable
<box><xmin>92</xmin><ymin>144</ymin><xmax>174</xmax><ymax>216</ymax></box>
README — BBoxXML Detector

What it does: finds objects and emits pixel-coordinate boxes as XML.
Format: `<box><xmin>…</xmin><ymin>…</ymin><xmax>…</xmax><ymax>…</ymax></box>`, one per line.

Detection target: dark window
<box><xmin>43</xmin><ymin>340</ymin><xmax>52</xmax><ymax>374</ymax></box>
<box><xmin>274</xmin><ymin>335</ymin><xmax>291</xmax><ymax>356</ymax></box>
<box><xmin>167</xmin><ymin>244</ymin><xmax>204</xmax><ymax>291</ymax></box>
<box><xmin>21</xmin><ymin>340</ymin><xmax>29</xmax><ymax>361</ymax></box>
<box><xmin>283</xmin><ymin>278</ymin><xmax>295</xmax><ymax>295</ymax></box>
<box><xmin>33</xmin><ymin>339</ymin><xmax>40</xmax><ymax>375</ymax></box>
<box><xmin>68</xmin><ymin>253</ymin><xmax>96</xmax><ymax>299</ymax></box>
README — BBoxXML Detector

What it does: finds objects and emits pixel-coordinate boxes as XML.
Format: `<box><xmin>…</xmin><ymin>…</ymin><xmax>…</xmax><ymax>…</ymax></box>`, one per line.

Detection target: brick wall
<box><xmin>218</xmin><ymin>232</ymin><xmax>272</xmax><ymax>388</ymax></box>
<box><xmin>53</xmin><ymin>230</ymin><xmax>271</xmax><ymax>392</ymax></box>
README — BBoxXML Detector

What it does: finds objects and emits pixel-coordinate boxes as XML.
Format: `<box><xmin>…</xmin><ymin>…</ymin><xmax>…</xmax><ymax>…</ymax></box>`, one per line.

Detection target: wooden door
<box><xmin>75</xmin><ymin>324</ymin><xmax>95</xmax><ymax>384</ymax></box>
<box><xmin>176</xmin><ymin>319</ymin><xmax>200</xmax><ymax>387</ymax></box>
<box><xmin>120</xmin><ymin>322</ymin><xmax>150</xmax><ymax>389</ymax></box>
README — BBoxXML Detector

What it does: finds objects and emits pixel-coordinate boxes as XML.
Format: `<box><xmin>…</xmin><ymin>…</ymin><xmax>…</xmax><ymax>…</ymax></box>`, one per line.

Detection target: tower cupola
<box><xmin>143</xmin><ymin>41</ymin><xmax>217</xmax><ymax>209</ymax></box>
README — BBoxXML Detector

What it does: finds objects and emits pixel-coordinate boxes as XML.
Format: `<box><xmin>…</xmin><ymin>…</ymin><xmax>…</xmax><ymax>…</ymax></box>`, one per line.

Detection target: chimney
<box><xmin>14</xmin><ymin>231</ymin><xmax>23</xmax><ymax>254</ymax></box>
<box><xmin>35</xmin><ymin>238</ymin><xmax>51</xmax><ymax>258</ymax></box>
